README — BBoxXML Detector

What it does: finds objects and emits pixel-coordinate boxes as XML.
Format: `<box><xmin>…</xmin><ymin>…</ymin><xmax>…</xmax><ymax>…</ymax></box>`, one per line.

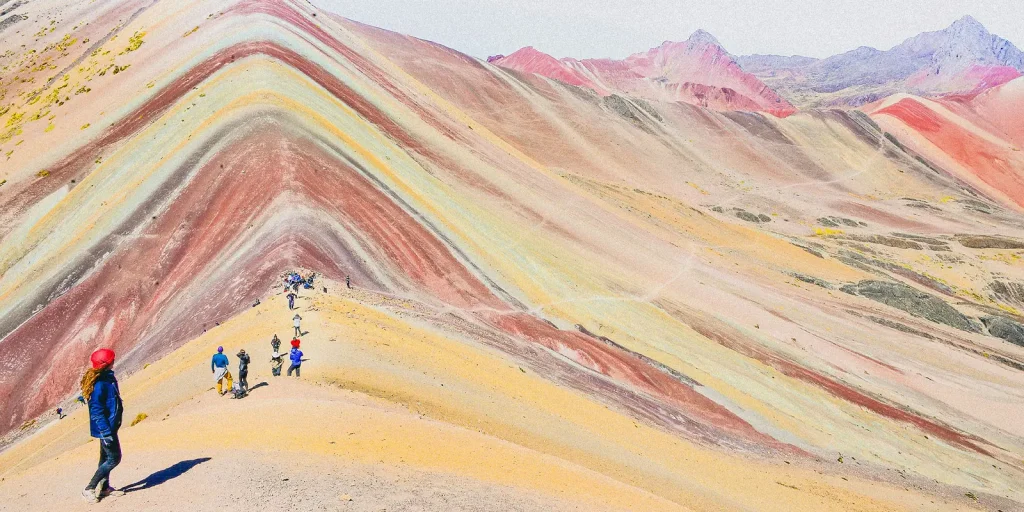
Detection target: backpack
<box><xmin>231</xmin><ymin>382</ymin><xmax>247</xmax><ymax>399</ymax></box>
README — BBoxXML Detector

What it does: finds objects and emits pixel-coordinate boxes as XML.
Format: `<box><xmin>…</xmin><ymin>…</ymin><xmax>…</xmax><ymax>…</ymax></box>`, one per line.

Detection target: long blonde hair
<box><xmin>81</xmin><ymin>367</ymin><xmax>104</xmax><ymax>399</ymax></box>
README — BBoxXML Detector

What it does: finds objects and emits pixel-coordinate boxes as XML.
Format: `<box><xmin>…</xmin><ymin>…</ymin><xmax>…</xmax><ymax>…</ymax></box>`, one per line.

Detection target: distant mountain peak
<box><xmin>736</xmin><ymin>13</ymin><xmax>1023</xmax><ymax>108</ymax></box>
<box><xmin>508</xmin><ymin>46</ymin><xmax>540</xmax><ymax>56</ymax></box>
<box><xmin>490</xmin><ymin>34</ymin><xmax>795</xmax><ymax>116</ymax></box>
<box><xmin>948</xmin><ymin>15</ymin><xmax>986</xmax><ymax>31</ymax></box>
<box><xmin>686</xmin><ymin>29</ymin><xmax>722</xmax><ymax>48</ymax></box>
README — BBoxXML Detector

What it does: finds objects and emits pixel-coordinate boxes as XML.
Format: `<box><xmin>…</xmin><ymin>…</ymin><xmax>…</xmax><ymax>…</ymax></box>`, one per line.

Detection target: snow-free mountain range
<box><xmin>2</xmin><ymin>1</ymin><xmax>1024</xmax><ymax>510</ymax></box>
<box><xmin>491</xmin><ymin>15</ymin><xmax>1024</xmax><ymax>112</ymax></box>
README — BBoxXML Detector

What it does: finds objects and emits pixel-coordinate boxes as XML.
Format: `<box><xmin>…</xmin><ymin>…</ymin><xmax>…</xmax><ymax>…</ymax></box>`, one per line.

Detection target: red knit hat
<box><xmin>291</xmin><ymin>339</ymin><xmax>300</xmax><ymax>348</ymax></box>
<box><xmin>90</xmin><ymin>348</ymin><xmax>115</xmax><ymax>369</ymax></box>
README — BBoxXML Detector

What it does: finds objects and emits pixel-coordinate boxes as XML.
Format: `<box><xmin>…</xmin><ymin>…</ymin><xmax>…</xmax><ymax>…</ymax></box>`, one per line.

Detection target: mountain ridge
<box><xmin>490</xmin><ymin>30</ymin><xmax>797</xmax><ymax>117</ymax></box>
<box><xmin>736</xmin><ymin>15</ymin><xmax>1024</xmax><ymax>107</ymax></box>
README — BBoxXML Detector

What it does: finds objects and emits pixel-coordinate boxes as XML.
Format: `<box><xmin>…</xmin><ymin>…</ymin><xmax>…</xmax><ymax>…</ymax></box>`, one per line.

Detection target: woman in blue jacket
<box><xmin>81</xmin><ymin>348</ymin><xmax>125</xmax><ymax>503</ymax></box>
<box><xmin>288</xmin><ymin>338</ymin><xmax>303</xmax><ymax>377</ymax></box>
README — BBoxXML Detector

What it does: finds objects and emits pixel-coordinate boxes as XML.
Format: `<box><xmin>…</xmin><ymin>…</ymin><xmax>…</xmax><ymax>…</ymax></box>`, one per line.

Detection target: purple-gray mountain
<box><xmin>736</xmin><ymin>16</ymin><xmax>1024</xmax><ymax>108</ymax></box>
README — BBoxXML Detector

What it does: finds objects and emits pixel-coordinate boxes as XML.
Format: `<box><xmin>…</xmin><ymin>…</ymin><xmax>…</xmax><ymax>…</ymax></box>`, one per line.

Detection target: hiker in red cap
<box><xmin>81</xmin><ymin>348</ymin><xmax>126</xmax><ymax>503</ymax></box>
<box><xmin>287</xmin><ymin>339</ymin><xmax>303</xmax><ymax>377</ymax></box>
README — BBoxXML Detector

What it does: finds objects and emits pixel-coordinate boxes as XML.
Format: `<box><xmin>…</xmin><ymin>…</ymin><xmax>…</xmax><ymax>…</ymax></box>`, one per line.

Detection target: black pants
<box><xmin>287</xmin><ymin>364</ymin><xmax>300</xmax><ymax>377</ymax></box>
<box><xmin>238</xmin><ymin>370</ymin><xmax>248</xmax><ymax>390</ymax></box>
<box><xmin>86</xmin><ymin>435</ymin><xmax>122</xmax><ymax>490</ymax></box>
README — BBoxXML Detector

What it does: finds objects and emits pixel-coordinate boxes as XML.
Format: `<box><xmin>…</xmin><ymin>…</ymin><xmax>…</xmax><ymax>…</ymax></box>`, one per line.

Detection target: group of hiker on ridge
<box><xmin>285</xmin><ymin>271</ymin><xmax>351</xmax><ymax>309</ymax></box>
<box><xmin>212</xmin><ymin>318</ymin><xmax>306</xmax><ymax>398</ymax></box>
<box><xmin>76</xmin><ymin>270</ymin><xmax>347</xmax><ymax>502</ymax></box>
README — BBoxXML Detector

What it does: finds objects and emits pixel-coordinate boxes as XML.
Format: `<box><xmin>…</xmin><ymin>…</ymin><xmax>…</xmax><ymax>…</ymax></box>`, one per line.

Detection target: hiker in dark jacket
<box><xmin>288</xmin><ymin>339</ymin><xmax>303</xmax><ymax>377</ymax></box>
<box><xmin>81</xmin><ymin>348</ymin><xmax>126</xmax><ymax>503</ymax></box>
<box><xmin>236</xmin><ymin>349</ymin><xmax>251</xmax><ymax>392</ymax></box>
<box><xmin>270</xmin><ymin>334</ymin><xmax>281</xmax><ymax>353</ymax></box>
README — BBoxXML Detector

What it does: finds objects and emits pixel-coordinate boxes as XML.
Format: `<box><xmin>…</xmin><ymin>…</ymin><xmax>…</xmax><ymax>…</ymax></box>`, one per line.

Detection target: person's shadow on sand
<box><xmin>122</xmin><ymin>458</ymin><xmax>212</xmax><ymax>492</ymax></box>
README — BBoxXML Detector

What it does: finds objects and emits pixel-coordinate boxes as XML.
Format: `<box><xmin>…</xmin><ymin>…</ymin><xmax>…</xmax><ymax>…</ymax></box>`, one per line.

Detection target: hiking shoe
<box><xmin>82</xmin><ymin>488</ymin><xmax>99</xmax><ymax>503</ymax></box>
<box><xmin>100</xmin><ymin>487</ymin><xmax>125</xmax><ymax>498</ymax></box>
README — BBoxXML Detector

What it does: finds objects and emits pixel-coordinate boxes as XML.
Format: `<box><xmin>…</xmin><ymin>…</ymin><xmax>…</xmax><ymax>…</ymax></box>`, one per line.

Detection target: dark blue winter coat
<box><xmin>290</xmin><ymin>348</ymin><xmax>303</xmax><ymax>366</ymax></box>
<box><xmin>88</xmin><ymin>370</ymin><xmax>123</xmax><ymax>439</ymax></box>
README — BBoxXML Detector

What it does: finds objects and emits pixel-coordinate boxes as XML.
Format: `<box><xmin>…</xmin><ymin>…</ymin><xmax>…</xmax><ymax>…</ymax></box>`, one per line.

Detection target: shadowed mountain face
<box><xmin>2</xmin><ymin>0</ymin><xmax>1024</xmax><ymax>509</ymax></box>
<box><xmin>738</xmin><ymin>16</ymin><xmax>1024</xmax><ymax>108</ymax></box>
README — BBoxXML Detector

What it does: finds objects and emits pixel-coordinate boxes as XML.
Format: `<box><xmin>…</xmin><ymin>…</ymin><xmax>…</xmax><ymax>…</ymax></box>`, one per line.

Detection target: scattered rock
<box><xmin>790</xmin><ymin>241</ymin><xmax>825</xmax><ymax>258</ymax></box>
<box><xmin>840</xmin><ymin>280</ymin><xmax>980</xmax><ymax>332</ymax></box>
<box><xmin>602</xmin><ymin>95</ymin><xmax>658</xmax><ymax>129</ymax></box>
<box><xmin>632</xmin><ymin>98</ymin><xmax>663</xmax><ymax>122</ymax></box>
<box><xmin>837</xmin><ymin>251</ymin><xmax>953</xmax><ymax>295</ymax></box>
<box><xmin>818</xmin><ymin>216</ymin><xmax>861</xmax><ymax>228</ymax></box>
<box><xmin>956</xmin><ymin>235</ymin><xmax>1024</xmax><ymax>249</ymax></box>
<box><xmin>904</xmin><ymin>201</ymin><xmax>941</xmax><ymax>211</ymax></box>
<box><xmin>957</xmin><ymin>199</ymin><xmax>996</xmax><ymax>214</ymax></box>
<box><xmin>735</xmin><ymin>210</ymin><xmax>761</xmax><ymax>223</ymax></box>
<box><xmin>0</xmin><ymin>14</ymin><xmax>27</xmax><ymax>35</ymax></box>
<box><xmin>892</xmin><ymin>233</ymin><xmax>947</xmax><ymax>246</ymax></box>
<box><xmin>987</xmin><ymin>281</ymin><xmax>1024</xmax><ymax>310</ymax></box>
<box><xmin>789</xmin><ymin>272</ymin><xmax>832</xmax><ymax>289</ymax></box>
<box><xmin>844</xmin><ymin>234</ymin><xmax>922</xmax><ymax>250</ymax></box>
<box><xmin>836</xmin><ymin>252</ymin><xmax>890</xmax><ymax>277</ymax></box>
<box><xmin>981</xmin><ymin>316</ymin><xmax>1024</xmax><ymax>347</ymax></box>
<box><xmin>868</xmin><ymin>316</ymin><xmax>935</xmax><ymax>340</ymax></box>
<box><xmin>734</xmin><ymin>209</ymin><xmax>771</xmax><ymax>223</ymax></box>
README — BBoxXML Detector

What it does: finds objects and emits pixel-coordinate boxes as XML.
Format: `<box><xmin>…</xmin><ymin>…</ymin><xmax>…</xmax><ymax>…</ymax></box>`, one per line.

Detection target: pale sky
<box><xmin>312</xmin><ymin>0</ymin><xmax>1024</xmax><ymax>60</ymax></box>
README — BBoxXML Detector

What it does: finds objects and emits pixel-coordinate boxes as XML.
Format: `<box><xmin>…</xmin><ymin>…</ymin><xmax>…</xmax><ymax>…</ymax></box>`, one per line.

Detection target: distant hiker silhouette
<box><xmin>286</xmin><ymin>292</ymin><xmax>296</xmax><ymax>310</ymax></box>
<box><xmin>81</xmin><ymin>348</ymin><xmax>126</xmax><ymax>503</ymax></box>
<box><xmin>293</xmin><ymin>314</ymin><xmax>302</xmax><ymax>337</ymax></box>
<box><xmin>211</xmin><ymin>347</ymin><xmax>232</xmax><ymax>395</ymax></box>
<box><xmin>288</xmin><ymin>339</ymin><xmax>303</xmax><ymax>377</ymax></box>
<box><xmin>271</xmin><ymin>334</ymin><xmax>281</xmax><ymax>352</ymax></box>
<box><xmin>346</xmin><ymin>275</ymin><xmax>351</xmax><ymax>289</ymax></box>
<box><xmin>56</xmin><ymin>407</ymin><xmax>64</xmax><ymax>419</ymax></box>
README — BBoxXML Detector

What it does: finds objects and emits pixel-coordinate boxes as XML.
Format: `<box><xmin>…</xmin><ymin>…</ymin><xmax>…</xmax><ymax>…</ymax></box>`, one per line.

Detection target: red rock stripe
<box><xmin>657</xmin><ymin>299</ymin><xmax>992</xmax><ymax>456</ymax></box>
